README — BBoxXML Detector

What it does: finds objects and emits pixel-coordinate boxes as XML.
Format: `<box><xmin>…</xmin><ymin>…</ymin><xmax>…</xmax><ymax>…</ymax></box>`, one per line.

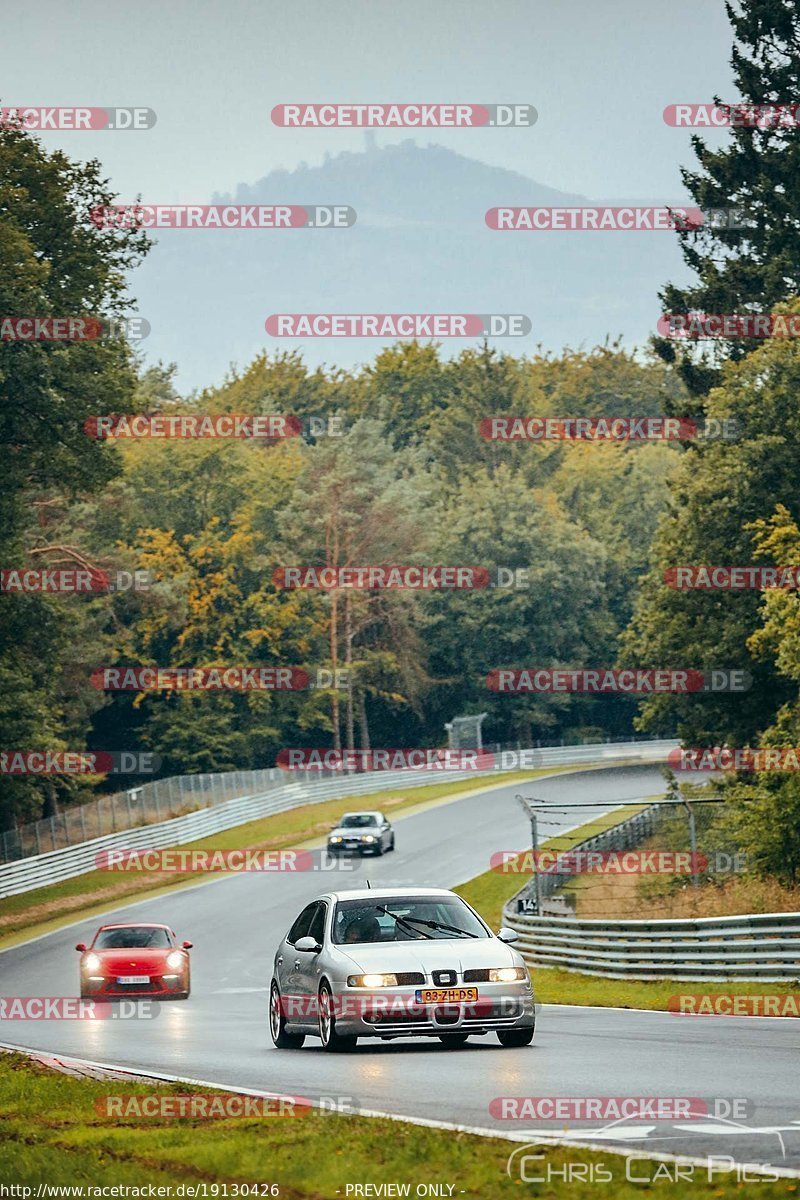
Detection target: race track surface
<box><xmin>2</xmin><ymin>765</ymin><xmax>797</xmax><ymax>1173</ymax></box>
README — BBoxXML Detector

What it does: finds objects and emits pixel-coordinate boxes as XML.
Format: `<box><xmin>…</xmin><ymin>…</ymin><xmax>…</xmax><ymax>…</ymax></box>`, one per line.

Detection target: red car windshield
<box><xmin>94</xmin><ymin>927</ymin><xmax>171</xmax><ymax>949</ymax></box>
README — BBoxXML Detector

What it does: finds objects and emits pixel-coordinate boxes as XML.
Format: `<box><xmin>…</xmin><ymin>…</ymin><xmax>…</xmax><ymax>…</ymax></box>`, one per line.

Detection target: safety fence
<box><xmin>0</xmin><ymin>738</ymin><xmax>676</xmax><ymax>898</ymax></box>
<box><xmin>503</xmin><ymin>808</ymin><xmax>800</xmax><ymax>980</ymax></box>
<box><xmin>0</xmin><ymin>734</ymin><xmax>671</xmax><ymax>865</ymax></box>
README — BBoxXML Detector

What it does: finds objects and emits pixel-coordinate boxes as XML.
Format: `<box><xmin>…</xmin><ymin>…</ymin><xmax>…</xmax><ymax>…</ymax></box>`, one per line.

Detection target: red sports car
<box><xmin>76</xmin><ymin>922</ymin><xmax>192</xmax><ymax>999</ymax></box>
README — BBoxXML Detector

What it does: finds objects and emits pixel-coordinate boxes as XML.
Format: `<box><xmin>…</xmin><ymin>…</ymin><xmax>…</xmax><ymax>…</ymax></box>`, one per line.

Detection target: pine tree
<box><xmin>654</xmin><ymin>0</ymin><xmax>800</xmax><ymax>399</ymax></box>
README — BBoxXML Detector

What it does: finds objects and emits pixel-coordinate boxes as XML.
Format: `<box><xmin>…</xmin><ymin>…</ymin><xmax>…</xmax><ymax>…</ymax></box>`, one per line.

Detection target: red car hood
<box><xmin>92</xmin><ymin>948</ymin><xmax>175</xmax><ymax>972</ymax></box>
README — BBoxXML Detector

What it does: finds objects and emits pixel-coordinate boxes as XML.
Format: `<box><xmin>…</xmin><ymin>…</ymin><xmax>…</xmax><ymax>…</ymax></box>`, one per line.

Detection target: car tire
<box><xmin>318</xmin><ymin>982</ymin><xmax>357</xmax><ymax>1052</ymax></box>
<box><xmin>270</xmin><ymin>981</ymin><xmax>305</xmax><ymax>1049</ymax></box>
<box><xmin>497</xmin><ymin>1026</ymin><xmax>535</xmax><ymax>1048</ymax></box>
<box><xmin>388</xmin><ymin>835</ymin><xmax>395</xmax><ymax>851</ymax></box>
<box><xmin>438</xmin><ymin>1033</ymin><xmax>469</xmax><ymax>1047</ymax></box>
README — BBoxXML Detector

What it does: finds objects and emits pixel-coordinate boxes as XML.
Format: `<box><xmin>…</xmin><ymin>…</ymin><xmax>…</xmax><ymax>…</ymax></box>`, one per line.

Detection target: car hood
<box><xmin>90</xmin><ymin>948</ymin><xmax>176</xmax><ymax>971</ymax></box>
<box><xmin>328</xmin><ymin>826</ymin><xmax>377</xmax><ymax>838</ymax></box>
<box><xmin>336</xmin><ymin>937</ymin><xmax>522</xmax><ymax>974</ymax></box>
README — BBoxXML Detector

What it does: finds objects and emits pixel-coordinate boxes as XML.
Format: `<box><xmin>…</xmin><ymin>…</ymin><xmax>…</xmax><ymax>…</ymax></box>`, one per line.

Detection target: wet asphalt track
<box><xmin>1</xmin><ymin>763</ymin><xmax>798</xmax><ymax>1174</ymax></box>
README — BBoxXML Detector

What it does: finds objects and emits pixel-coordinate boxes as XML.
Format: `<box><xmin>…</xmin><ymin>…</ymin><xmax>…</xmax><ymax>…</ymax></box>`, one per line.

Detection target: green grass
<box><xmin>0</xmin><ymin>766</ymin><xmax>585</xmax><ymax>951</ymax></box>
<box><xmin>454</xmin><ymin>802</ymin><xmax>800</xmax><ymax>1011</ymax></box>
<box><xmin>1</xmin><ymin>1052</ymin><xmax>793</xmax><ymax>1197</ymax></box>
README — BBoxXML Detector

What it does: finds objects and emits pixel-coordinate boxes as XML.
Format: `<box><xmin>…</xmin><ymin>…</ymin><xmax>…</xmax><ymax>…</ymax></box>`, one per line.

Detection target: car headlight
<box><xmin>166</xmin><ymin>951</ymin><xmax>184</xmax><ymax>969</ymax></box>
<box><xmin>361</xmin><ymin>835</ymin><xmax>376</xmax><ymax>842</ymax></box>
<box><xmin>83</xmin><ymin>953</ymin><xmax>101</xmax><ymax>972</ymax></box>
<box><xmin>489</xmin><ymin>967</ymin><xmax>527</xmax><ymax>983</ymax></box>
<box><xmin>347</xmin><ymin>973</ymin><xmax>398</xmax><ymax>988</ymax></box>
<box><xmin>329</xmin><ymin>836</ymin><xmax>342</xmax><ymax>843</ymax></box>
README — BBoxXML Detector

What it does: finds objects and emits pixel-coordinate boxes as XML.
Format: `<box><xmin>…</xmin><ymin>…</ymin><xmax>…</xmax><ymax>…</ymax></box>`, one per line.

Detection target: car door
<box><xmin>378</xmin><ymin>813</ymin><xmax>392</xmax><ymax>849</ymax></box>
<box><xmin>291</xmin><ymin>900</ymin><xmax>328</xmax><ymax>1024</ymax></box>
<box><xmin>277</xmin><ymin>902</ymin><xmax>316</xmax><ymax>1013</ymax></box>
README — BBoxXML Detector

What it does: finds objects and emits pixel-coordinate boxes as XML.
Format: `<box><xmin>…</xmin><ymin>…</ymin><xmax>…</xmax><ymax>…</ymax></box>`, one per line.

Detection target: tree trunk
<box><xmin>344</xmin><ymin>591</ymin><xmax>355</xmax><ymax>757</ymax></box>
<box><xmin>330</xmin><ymin>591</ymin><xmax>341</xmax><ymax>752</ymax></box>
<box><xmin>358</xmin><ymin>687</ymin><xmax>371</xmax><ymax>753</ymax></box>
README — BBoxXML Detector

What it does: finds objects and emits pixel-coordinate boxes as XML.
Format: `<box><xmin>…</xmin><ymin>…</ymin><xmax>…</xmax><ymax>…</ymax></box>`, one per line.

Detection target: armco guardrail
<box><xmin>503</xmin><ymin>909</ymin><xmax>800</xmax><ymax>981</ymax></box>
<box><xmin>502</xmin><ymin>803</ymin><xmax>800</xmax><ymax>980</ymax></box>
<box><xmin>0</xmin><ymin>739</ymin><xmax>676</xmax><ymax>899</ymax></box>
<box><xmin>0</xmin><ymin>735</ymin><xmax>674</xmax><ymax>864</ymax></box>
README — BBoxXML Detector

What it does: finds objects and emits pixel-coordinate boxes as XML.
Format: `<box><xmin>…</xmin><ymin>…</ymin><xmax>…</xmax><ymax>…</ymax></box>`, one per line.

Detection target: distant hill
<box><xmin>130</xmin><ymin>140</ymin><xmax>692</xmax><ymax>391</ymax></box>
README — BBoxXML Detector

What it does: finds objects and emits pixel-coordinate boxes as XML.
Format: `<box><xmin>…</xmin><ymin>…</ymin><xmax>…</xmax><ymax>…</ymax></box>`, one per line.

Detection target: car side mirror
<box><xmin>295</xmin><ymin>936</ymin><xmax>322</xmax><ymax>953</ymax></box>
<box><xmin>75</xmin><ymin>943</ymin><xmax>87</xmax><ymax>952</ymax></box>
<box><xmin>182</xmin><ymin>941</ymin><xmax>193</xmax><ymax>949</ymax></box>
<box><xmin>497</xmin><ymin>927</ymin><xmax>520</xmax><ymax>945</ymax></box>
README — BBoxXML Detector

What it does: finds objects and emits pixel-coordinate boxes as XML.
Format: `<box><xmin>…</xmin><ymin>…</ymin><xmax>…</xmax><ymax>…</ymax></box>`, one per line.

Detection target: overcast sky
<box><xmin>4</xmin><ymin>0</ymin><xmax>736</xmax><ymax>202</ymax></box>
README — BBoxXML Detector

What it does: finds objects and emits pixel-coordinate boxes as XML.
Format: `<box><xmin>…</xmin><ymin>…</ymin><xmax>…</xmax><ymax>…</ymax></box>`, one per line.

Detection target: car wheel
<box><xmin>497</xmin><ymin>1026</ymin><xmax>535</xmax><ymax>1048</ymax></box>
<box><xmin>318</xmin><ymin>982</ymin><xmax>357</xmax><ymax>1052</ymax></box>
<box><xmin>270</xmin><ymin>981</ymin><xmax>305</xmax><ymax>1049</ymax></box>
<box><xmin>389</xmin><ymin>835</ymin><xmax>395</xmax><ymax>851</ymax></box>
<box><xmin>438</xmin><ymin>1033</ymin><xmax>469</xmax><ymax>1047</ymax></box>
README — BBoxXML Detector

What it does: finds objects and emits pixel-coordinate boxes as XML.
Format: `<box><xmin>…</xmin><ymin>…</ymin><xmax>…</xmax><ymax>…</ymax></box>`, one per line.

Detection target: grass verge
<box><xmin>1</xmin><ymin>1052</ymin><xmax>793</xmax><ymax>1196</ymax></box>
<box><xmin>454</xmin><ymin>801</ymin><xmax>800</xmax><ymax>1011</ymax></box>
<box><xmin>0</xmin><ymin>766</ymin><xmax>583</xmax><ymax>951</ymax></box>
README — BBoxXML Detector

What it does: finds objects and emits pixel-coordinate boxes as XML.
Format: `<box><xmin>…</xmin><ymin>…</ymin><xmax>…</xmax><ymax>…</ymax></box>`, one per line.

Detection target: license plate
<box><xmin>344</xmin><ymin>841</ymin><xmax>358</xmax><ymax>848</ymax></box>
<box><xmin>415</xmin><ymin>987</ymin><xmax>478</xmax><ymax>1004</ymax></box>
<box><xmin>117</xmin><ymin>975</ymin><xmax>150</xmax><ymax>985</ymax></box>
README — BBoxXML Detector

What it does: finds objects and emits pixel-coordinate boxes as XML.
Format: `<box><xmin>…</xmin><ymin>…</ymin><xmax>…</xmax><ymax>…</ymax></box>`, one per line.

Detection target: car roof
<box><xmin>320</xmin><ymin>886</ymin><xmax>455</xmax><ymax>902</ymax></box>
<box><xmin>340</xmin><ymin>810</ymin><xmax>381</xmax><ymax>817</ymax></box>
<box><xmin>97</xmin><ymin>922</ymin><xmax>170</xmax><ymax>930</ymax></box>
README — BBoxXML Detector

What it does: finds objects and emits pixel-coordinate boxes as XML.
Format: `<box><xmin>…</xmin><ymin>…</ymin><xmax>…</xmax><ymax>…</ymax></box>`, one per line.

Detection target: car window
<box><xmin>286</xmin><ymin>903</ymin><xmax>317</xmax><ymax>945</ymax></box>
<box><xmin>94</xmin><ymin>926</ymin><xmax>171</xmax><ymax>949</ymax></box>
<box><xmin>307</xmin><ymin>902</ymin><xmax>327</xmax><ymax>945</ymax></box>
<box><xmin>332</xmin><ymin>896</ymin><xmax>490</xmax><ymax>944</ymax></box>
<box><xmin>340</xmin><ymin>813</ymin><xmax>378</xmax><ymax>828</ymax></box>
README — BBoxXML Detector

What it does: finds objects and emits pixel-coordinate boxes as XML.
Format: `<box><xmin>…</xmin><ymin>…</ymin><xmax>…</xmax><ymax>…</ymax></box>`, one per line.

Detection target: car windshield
<box><xmin>332</xmin><ymin>896</ymin><xmax>489</xmax><ymax>944</ymax></box>
<box><xmin>340</xmin><ymin>814</ymin><xmax>378</xmax><ymax>828</ymax></box>
<box><xmin>94</xmin><ymin>927</ymin><xmax>171</xmax><ymax>949</ymax></box>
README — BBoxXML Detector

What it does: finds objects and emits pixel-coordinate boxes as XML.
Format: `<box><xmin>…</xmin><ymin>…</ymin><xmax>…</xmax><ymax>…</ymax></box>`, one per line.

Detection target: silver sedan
<box><xmin>269</xmin><ymin>886</ymin><xmax>535</xmax><ymax>1051</ymax></box>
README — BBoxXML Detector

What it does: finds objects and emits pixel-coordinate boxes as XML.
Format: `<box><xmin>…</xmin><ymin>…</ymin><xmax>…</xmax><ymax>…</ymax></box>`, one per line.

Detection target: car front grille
<box><xmin>462</xmin><ymin>968</ymin><xmax>491</xmax><ymax>983</ymax></box>
<box><xmin>394</xmin><ymin>972</ymin><xmax>425</xmax><ymax>986</ymax></box>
